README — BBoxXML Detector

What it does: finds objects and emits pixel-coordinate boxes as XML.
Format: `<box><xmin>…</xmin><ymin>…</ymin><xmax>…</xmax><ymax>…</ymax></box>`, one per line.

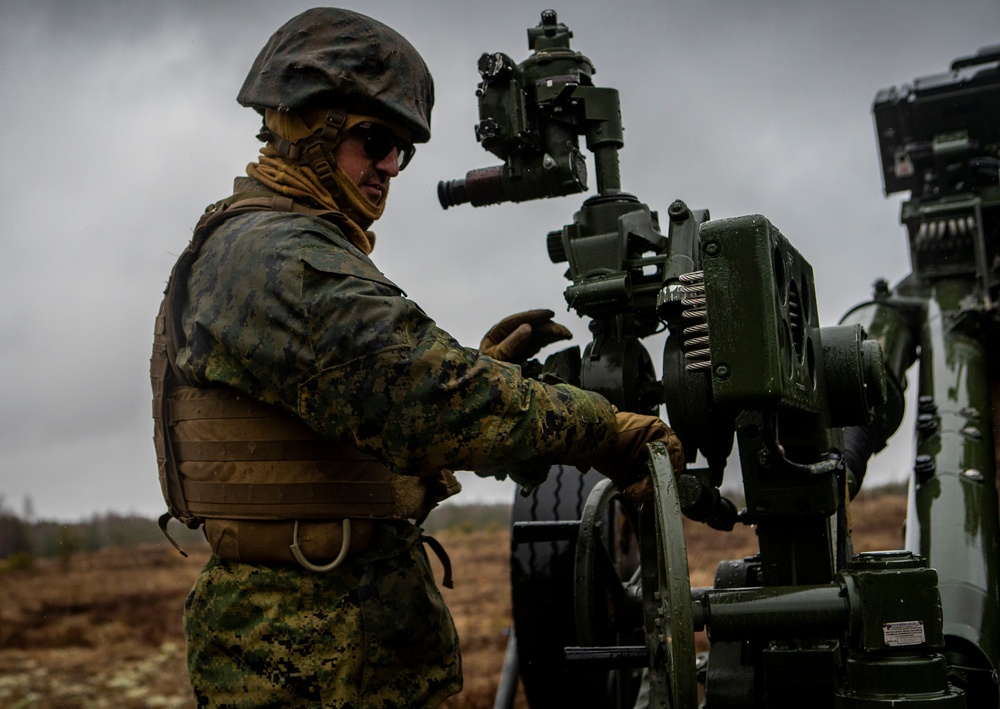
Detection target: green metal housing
<box><xmin>440</xmin><ymin>12</ymin><xmax>999</xmax><ymax>709</ymax></box>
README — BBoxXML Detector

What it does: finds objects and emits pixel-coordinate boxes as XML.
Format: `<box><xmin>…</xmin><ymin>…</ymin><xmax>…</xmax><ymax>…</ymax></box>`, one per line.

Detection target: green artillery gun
<box><xmin>441</xmin><ymin>11</ymin><xmax>994</xmax><ymax>707</ymax></box>
<box><xmin>837</xmin><ymin>43</ymin><xmax>1000</xmax><ymax>707</ymax></box>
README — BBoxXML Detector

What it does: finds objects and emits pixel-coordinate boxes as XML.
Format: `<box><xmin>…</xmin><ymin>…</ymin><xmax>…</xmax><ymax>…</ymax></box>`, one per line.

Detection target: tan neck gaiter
<box><xmin>245</xmin><ymin>108</ymin><xmax>386</xmax><ymax>254</ymax></box>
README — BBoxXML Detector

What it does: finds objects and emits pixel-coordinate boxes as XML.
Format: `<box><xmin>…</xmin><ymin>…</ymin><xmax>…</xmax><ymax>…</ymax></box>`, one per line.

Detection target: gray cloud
<box><xmin>1</xmin><ymin>0</ymin><xmax>997</xmax><ymax>519</ymax></box>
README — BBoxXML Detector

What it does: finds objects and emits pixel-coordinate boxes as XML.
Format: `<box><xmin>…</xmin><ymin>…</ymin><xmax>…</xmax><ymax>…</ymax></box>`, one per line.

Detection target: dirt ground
<box><xmin>0</xmin><ymin>492</ymin><xmax>906</xmax><ymax>708</ymax></box>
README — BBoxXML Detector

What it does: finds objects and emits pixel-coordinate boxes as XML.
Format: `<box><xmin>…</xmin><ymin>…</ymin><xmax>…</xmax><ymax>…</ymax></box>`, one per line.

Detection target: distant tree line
<box><xmin>0</xmin><ymin>500</ymin><xmax>209</xmax><ymax>563</ymax></box>
<box><xmin>0</xmin><ymin>500</ymin><xmax>32</xmax><ymax>560</ymax></box>
<box><xmin>0</xmin><ymin>494</ymin><xmax>198</xmax><ymax>562</ymax></box>
<box><xmin>423</xmin><ymin>502</ymin><xmax>512</xmax><ymax>533</ymax></box>
<box><xmin>0</xmin><ymin>495</ymin><xmax>513</xmax><ymax>562</ymax></box>
<box><xmin>0</xmin><ymin>483</ymin><xmax>908</xmax><ymax>563</ymax></box>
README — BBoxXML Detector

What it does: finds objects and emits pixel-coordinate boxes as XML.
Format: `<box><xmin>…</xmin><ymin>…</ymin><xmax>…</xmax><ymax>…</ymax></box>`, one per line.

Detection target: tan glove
<box><xmin>480</xmin><ymin>309</ymin><xmax>572</xmax><ymax>363</ymax></box>
<box><xmin>590</xmin><ymin>412</ymin><xmax>685</xmax><ymax>503</ymax></box>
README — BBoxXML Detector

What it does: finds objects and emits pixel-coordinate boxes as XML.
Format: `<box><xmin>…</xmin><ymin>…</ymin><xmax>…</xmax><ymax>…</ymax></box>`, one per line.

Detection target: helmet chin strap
<box><xmin>253</xmin><ymin>107</ymin><xmax>385</xmax><ymax>233</ymax></box>
<box><xmin>258</xmin><ymin>109</ymin><xmax>348</xmax><ymax>193</ymax></box>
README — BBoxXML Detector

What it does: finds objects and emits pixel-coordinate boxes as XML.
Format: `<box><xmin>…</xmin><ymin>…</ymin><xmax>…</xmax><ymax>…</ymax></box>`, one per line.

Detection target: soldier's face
<box><xmin>333</xmin><ymin>130</ymin><xmax>401</xmax><ymax>205</ymax></box>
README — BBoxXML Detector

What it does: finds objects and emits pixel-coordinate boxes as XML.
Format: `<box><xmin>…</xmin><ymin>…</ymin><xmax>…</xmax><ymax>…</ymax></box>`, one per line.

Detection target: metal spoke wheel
<box><xmin>572</xmin><ymin>477</ymin><xmax>647</xmax><ymax>705</ymax></box>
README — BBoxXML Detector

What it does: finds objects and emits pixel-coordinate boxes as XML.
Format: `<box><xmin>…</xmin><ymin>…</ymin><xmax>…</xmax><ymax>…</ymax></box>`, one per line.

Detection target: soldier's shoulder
<box><xmin>266</xmin><ymin>213</ymin><xmax>406</xmax><ymax>293</ymax></box>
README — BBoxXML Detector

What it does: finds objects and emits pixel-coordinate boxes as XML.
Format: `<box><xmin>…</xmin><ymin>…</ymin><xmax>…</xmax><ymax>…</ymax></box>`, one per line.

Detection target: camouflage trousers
<box><xmin>184</xmin><ymin>521</ymin><xmax>462</xmax><ymax>708</ymax></box>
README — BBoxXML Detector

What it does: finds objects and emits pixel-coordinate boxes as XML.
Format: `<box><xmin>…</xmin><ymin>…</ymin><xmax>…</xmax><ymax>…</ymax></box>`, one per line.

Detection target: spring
<box><xmin>914</xmin><ymin>215</ymin><xmax>976</xmax><ymax>249</ymax></box>
<box><xmin>788</xmin><ymin>286</ymin><xmax>801</xmax><ymax>327</ymax></box>
<box><xmin>787</xmin><ymin>283</ymin><xmax>804</xmax><ymax>356</ymax></box>
<box><xmin>679</xmin><ymin>271</ymin><xmax>711</xmax><ymax>372</ymax></box>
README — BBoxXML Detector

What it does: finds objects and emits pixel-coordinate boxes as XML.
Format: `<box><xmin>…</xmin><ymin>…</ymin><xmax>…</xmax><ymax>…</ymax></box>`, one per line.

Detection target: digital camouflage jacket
<box><xmin>174</xmin><ymin>179</ymin><xmax>617</xmax><ymax>486</ymax></box>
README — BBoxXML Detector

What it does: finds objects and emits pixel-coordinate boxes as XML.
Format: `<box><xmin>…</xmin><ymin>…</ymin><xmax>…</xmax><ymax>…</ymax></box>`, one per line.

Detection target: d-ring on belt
<box><xmin>289</xmin><ymin>519</ymin><xmax>454</xmax><ymax>589</ymax></box>
<box><xmin>291</xmin><ymin>519</ymin><xmax>352</xmax><ymax>572</ymax></box>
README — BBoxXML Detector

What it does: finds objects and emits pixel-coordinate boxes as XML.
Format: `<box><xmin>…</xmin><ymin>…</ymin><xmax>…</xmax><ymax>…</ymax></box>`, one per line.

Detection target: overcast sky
<box><xmin>1</xmin><ymin>0</ymin><xmax>997</xmax><ymax>521</ymax></box>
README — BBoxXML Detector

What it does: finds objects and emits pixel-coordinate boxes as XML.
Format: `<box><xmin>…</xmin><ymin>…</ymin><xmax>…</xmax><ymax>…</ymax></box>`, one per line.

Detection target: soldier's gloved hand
<box><xmin>590</xmin><ymin>412</ymin><xmax>685</xmax><ymax>504</ymax></box>
<box><xmin>480</xmin><ymin>309</ymin><xmax>572</xmax><ymax>363</ymax></box>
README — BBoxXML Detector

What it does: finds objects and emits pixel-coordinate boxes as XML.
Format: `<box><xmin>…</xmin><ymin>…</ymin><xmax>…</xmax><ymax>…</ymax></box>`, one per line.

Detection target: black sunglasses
<box><xmin>352</xmin><ymin>122</ymin><xmax>415</xmax><ymax>170</ymax></box>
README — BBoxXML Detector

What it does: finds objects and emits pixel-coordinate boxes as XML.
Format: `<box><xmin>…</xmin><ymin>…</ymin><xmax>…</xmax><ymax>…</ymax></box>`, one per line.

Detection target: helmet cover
<box><xmin>238</xmin><ymin>7</ymin><xmax>433</xmax><ymax>142</ymax></box>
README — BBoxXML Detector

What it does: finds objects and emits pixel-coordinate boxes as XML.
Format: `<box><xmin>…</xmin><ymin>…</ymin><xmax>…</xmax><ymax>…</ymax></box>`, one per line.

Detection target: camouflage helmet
<box><xmin>237</xmin><ymin>8</ymin><xmax>434</xmax><ymax>143</ymax></box>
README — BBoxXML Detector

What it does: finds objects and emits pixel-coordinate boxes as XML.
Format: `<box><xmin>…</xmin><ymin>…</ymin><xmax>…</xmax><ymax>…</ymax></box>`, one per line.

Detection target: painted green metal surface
<box><xmin>441</xmin><ymin>12</ymin><xmax>999</xmax><ymax>708</ymax></box>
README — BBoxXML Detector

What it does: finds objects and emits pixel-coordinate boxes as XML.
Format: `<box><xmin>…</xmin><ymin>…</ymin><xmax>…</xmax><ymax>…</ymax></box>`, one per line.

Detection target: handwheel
<box><xmin>639</xmin><ymin>441</ymin><xmax>698</xmax><ymax>708</ymax></box>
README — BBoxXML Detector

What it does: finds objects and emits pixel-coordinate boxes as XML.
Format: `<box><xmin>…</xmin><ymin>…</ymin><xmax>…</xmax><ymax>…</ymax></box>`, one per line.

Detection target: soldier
<box><xmin>151</xmin><ymin>7</ymin><xmax>684</xmax><ymax>707</ymax></box>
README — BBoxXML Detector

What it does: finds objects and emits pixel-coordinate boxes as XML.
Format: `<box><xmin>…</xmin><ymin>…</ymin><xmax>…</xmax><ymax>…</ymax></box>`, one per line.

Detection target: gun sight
<box><xmin>437</xmin><ymin>10</ymin><xmax>623</xmax><ymax>210</ymax></box>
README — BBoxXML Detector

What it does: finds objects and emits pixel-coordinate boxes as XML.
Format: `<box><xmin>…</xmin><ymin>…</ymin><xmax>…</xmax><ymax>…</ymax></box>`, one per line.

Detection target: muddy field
<box><xmin>0</xmin><ymin>492</ymin><xmax>906</xmax><ymax>708</ymax></box>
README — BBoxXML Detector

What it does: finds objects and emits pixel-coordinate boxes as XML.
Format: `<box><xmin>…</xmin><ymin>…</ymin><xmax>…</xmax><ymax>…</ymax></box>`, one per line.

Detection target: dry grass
<box><xmin>0</xmin><ymin>494</ymin><xmax>907</xmax><ymax>708</ymax></box>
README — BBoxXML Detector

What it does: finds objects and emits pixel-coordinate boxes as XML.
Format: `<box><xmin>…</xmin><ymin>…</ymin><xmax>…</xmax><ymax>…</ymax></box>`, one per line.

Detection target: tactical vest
<box><xmin>151</xmin><ymin>193</ymin><xmax>461</xmax><ymax>567</ymax></box>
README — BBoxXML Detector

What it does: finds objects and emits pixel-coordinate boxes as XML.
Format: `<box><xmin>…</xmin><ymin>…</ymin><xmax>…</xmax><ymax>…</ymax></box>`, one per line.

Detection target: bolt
<box><xmin>914</xmin><ymin>454</ymin><xmax>935</xmax><ymax>481</ymax></box>
<box><xmin>962</xmin><ymin>425</ymin><xmax>982</xmax><ymax>440</ymax></box>
<box><xmin>963</xmin><ymin>469</ymin><xmax>985</xmax><ymax>483</ymax></box>
<box><xmin>668</xmin><ymin>200</ymin><xmax>689</xmax><ymax>222</ymax></box>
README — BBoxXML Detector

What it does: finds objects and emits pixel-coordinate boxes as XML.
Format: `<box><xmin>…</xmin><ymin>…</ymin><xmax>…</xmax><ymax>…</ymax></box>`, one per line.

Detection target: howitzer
<box><xmin>440</xmin><ymin>11</ymin><xmax>987</xmax><ymax>708</ymax></box>
<box><xmin>838</xmin><ymin>44</ymin><xmax>1000</xmax><ymax>706</ymax></box>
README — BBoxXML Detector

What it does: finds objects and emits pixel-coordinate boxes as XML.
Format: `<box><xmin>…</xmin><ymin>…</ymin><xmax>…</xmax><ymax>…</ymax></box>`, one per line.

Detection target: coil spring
<box><xmin>680</xmin><ymin>271</ymin><xmax>710</xmax><ymax>372</ymax></box>
<box><xmin>914</xmin><ymin>215</ymin><xmax>976</xmax><ymax>249</ymax></box>
<box><xmin>787</xmin><ymin>281</ymin><xmax>803</xmax><ymax>357</ymax></box>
